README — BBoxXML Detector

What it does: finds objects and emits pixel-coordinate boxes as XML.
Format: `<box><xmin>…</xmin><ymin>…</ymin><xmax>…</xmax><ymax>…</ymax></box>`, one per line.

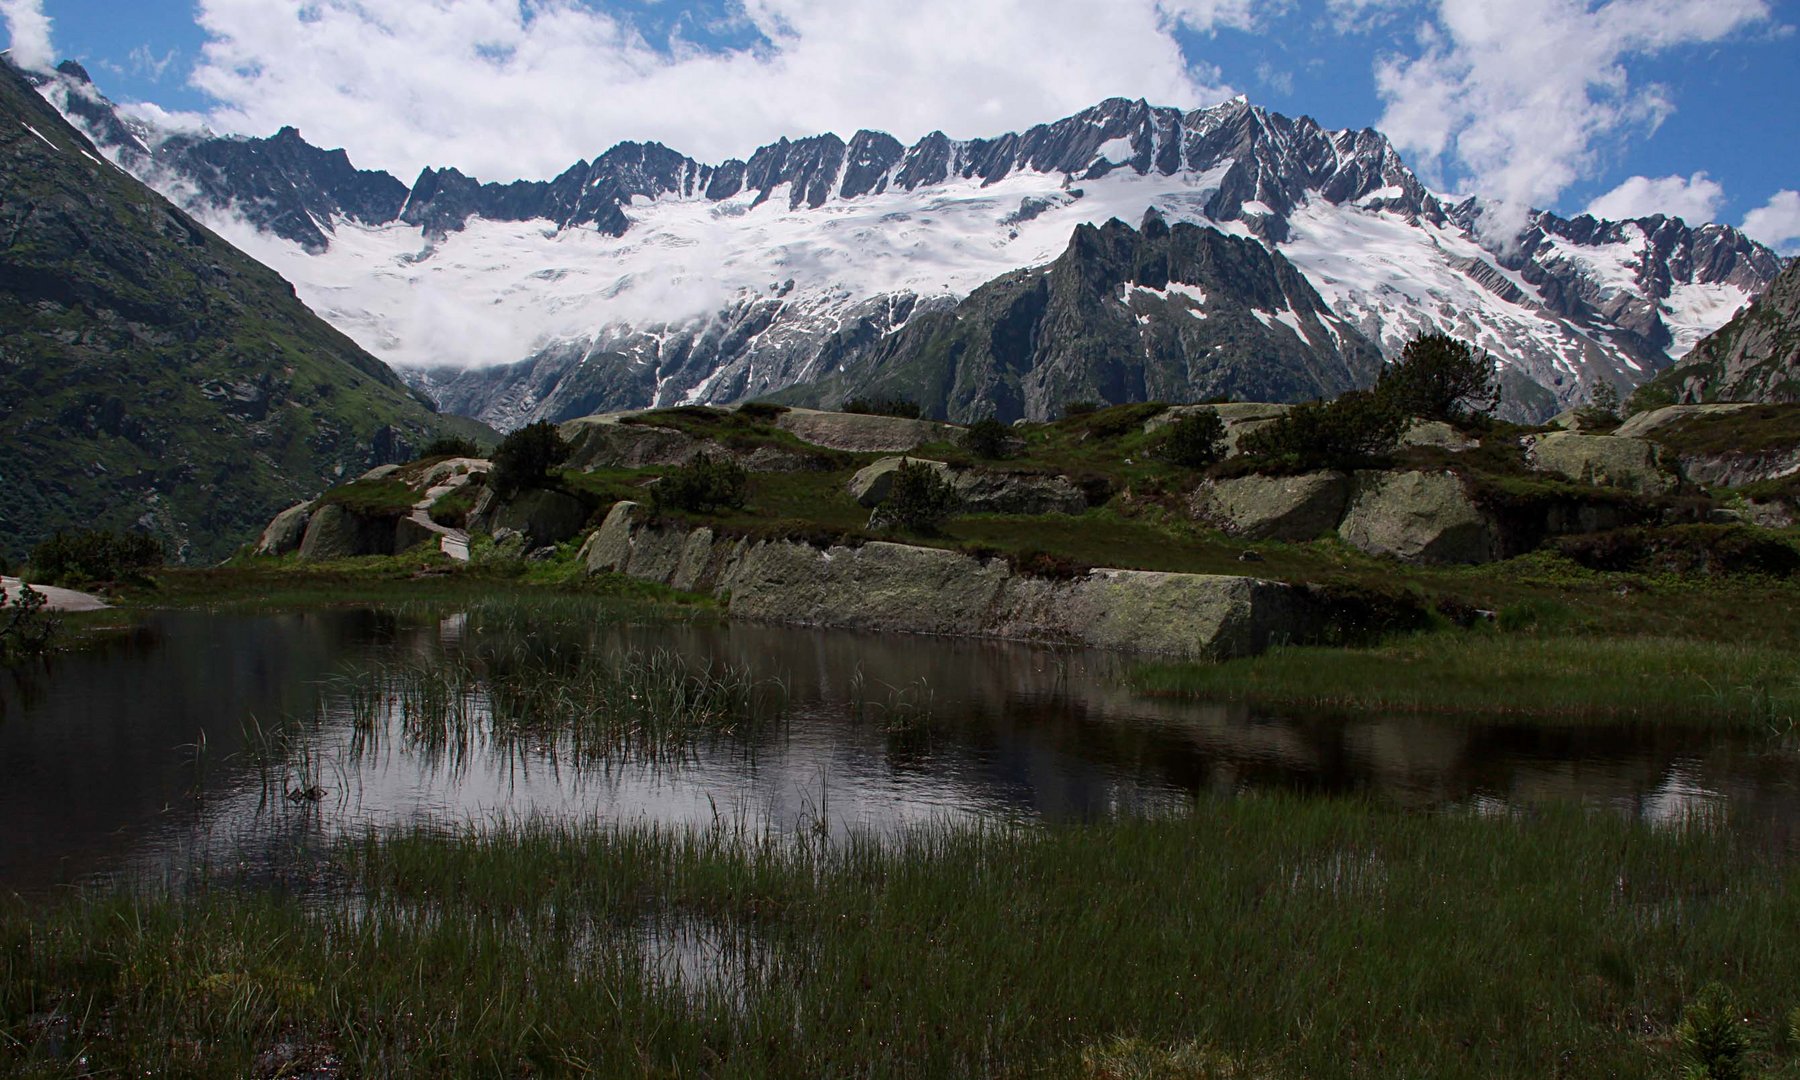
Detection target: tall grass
<box><xmin>336</xmin><ymin>602</ymin><xmax>786</xmax><ymax>768</ymax></box>
<box><xmin>5</xmin><ymin>800</ymin><xmax>1800</xmax><ymax>1077</ymax></box>
<box><xmin>1131</xmin><ymin>631</ymin><xmax>1800</xmax><ymax>725</ymax></box>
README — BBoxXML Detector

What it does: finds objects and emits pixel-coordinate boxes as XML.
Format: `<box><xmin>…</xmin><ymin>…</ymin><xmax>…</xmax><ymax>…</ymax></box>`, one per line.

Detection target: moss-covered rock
<box><xmin>488</xmin><ymin>488</ymin><xmax>591</xmax><ymax>549</ymax></box>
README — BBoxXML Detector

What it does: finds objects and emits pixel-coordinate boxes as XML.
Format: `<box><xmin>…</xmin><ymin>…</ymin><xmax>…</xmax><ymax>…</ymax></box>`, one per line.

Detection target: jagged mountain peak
<box><xmin>29</xmin><ymin>61</ymin><xmax>1788</xmax><ymax>429</ymax></box>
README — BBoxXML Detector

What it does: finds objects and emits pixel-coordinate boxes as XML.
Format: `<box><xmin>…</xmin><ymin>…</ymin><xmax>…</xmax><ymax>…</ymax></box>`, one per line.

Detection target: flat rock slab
<box><xmin>1614</xmin><ymin>403</ymin><xmax>1759</xmax><ymax>438</ymax></box>
<box><xmin>775</xmin><ymin>408</ymin><xmax>958</xmax><ymax>452</ymax></box>
<box><xmin>1</xmin><ymin>577</ymin><xmax>109</xmax><ymax>612</ymax></box>
<box><xmin>1524</xmin><ymin>432</ymin><xmax>1678</xmax><ymax>495</ymax></box>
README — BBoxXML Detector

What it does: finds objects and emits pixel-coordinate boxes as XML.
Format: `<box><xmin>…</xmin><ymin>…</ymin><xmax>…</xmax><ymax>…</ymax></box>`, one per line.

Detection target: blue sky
<box><xmin>8</xmin><ymin>0</ymin><xmax>1800</xmax><ymax>249</ymax></box>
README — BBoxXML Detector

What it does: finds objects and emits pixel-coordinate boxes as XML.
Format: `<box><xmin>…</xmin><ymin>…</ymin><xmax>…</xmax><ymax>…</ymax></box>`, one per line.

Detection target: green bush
<box><xmin>1150</xmin><ymin>410</ymin><xmax>1227</xmax><ymax>468</ymax></box>
<box><xmin>419</xmin><ymin>435</ymin><xmax>482</xmax><ymax>460</ymax></box>
<box><xmin>1676</xmin><ymin>983</ymin><xmax>1746</xmax><ymax>1080</ymax></box>
<box><xmin>882</xmin><ymin>460</ymin><xmax>958</xmax><ymax>534</ymax></box>
<box><xmin>318</xmin><ymin>479</ymin><xmax>418</xmax><ymax>517</ymax></box>
<box><xmin>654</xmin><ymin>452</ymin><xmax>748</xmax><ymax>514</ymax></box>
<box><xmin>736</xmin><ymin>401</ymin><xmax>789</xmax><ymax>421</ymax></box>
<box><xmin>28</xmin><ymin>530</ymin><xmax>163</xmax><ymax>587</ymax></box>
<box><xmin>428</xmin><ymin>487</ymin><xmax>481</xmax><ymax>528</ymax></box>
<box><xmin>1376</xmin><ymin>333</ymin><xmax>1500</xmax><ymax>424</ymax></box>
<box><xmin>1061</xmin><ymin>401</ymin><xmax>1101</xmax><ymax>419</ymax></box>
<box><xmin>843</xmin><ymin>396</ymin><xmax>922</xmax><ymax>419</ymax></box>
<box><xmin>1239</xmin><ymin>390</ymin><xmax>1406</xmax><ymax>471</ymax></box>
<box><xmin>961</xmin><ymin>417</ymin><xmax>1014</xmax><ymax>460</ymax></box>
<box><xmin>1</xmin><ymin>583</ymin><xmax>60</xmax><ymax>663</ymax></box>
<box><xmin>491</xmin><ymin>421</ymin><xmax>573</xmax><ymax>495</ymax></box>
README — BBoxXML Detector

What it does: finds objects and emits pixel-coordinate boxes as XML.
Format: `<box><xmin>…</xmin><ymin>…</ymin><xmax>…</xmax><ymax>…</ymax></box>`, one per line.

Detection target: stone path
<box><xmin>1</xmin><ymin>576</ymin><xmax>110</xmax><ymax>612</ymax></box>
<box><xmin>410</xmin><ymin>486</ymin><xmax>472</xmax><ymax>563</ymax></box>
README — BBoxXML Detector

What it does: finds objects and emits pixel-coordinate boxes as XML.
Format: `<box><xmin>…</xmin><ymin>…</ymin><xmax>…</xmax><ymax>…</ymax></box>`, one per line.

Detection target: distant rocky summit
<box><xmin>1639</xmin><ymin>260</ymin><xmax>1800</xmax><ymax>407</ymax></box>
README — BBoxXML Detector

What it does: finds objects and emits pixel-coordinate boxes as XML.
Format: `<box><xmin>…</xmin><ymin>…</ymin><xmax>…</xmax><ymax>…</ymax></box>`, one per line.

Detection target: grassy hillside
<box><xmin>0</xmin><ymin>61</ymin><xmax>488</xmax><ymax>563</ymax></box>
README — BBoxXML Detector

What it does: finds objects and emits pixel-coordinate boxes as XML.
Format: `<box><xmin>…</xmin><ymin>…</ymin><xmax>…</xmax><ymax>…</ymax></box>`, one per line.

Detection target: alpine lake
<box><xmin>5</xmin><ymin>592</ymin><xmax>1800</xmax><ymax>1077</ymax></box>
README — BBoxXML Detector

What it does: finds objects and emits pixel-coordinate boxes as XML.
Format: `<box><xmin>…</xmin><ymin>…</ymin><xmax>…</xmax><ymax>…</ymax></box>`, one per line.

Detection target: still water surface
<box><xmin>3</xmin><ymin>607</ymin><xmax>1796</xmax><ymax>897</ymax></box>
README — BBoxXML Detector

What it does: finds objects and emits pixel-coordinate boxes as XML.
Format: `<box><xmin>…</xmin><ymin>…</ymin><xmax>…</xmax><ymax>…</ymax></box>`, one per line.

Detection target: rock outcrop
<box><xmin>1338</xmin><ymin>470</ymin><xmax>1496</xmax><ymax>564</ymax></box>
<box><xmin>773</xmin><ymin>408</ymin><xmax>958</xmax><ymax>452</ymax></box>
<box><xmin>255</xmin><ymin>501</ymin><xmax>315</xmax><ymax>557</ymax></box>
<box><xmin>1190</xmin><ymin>471</ymin><xmax>1350</xmax><ymax>541</ymax></box>
<box><xmin>1524</xmin><ymin>433</ymin><xmax>1679</xmax><ymax>495</ymax></box>
<box><xmin>296</xmin><ymin>503</ymin><xmax>406</xmax><ymax>561</ymax></box>
<box><xmin>580</xmin><ymin>501</ymin><xmax>1338</xmax><ymax>657</ymax></box>
<box><xmin>849</xmin><ymin>456</ymin><xmax>1090</xmax><ymax>515</ymax></box>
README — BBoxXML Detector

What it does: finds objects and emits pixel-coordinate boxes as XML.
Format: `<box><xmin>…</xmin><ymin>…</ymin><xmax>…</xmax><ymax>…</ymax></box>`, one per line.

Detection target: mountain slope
<box><xmin>1637</xmin><ymin>260</ymin><xmax>1800</xmax><ymax>405</ymax></box>
<box><xmin>0</xmin><ymin>60</ymin><xmax>486</xmax><ymax>564</ymax></box>
<box><xmin>36</xmin><ymin>72</ymin><xmax>1787</xmax><ymax>428</ymax></box>
<box><xmin>773</xmin><ymin>212</ymin><xmax>1384</xmax><ymax>420</ymax></box>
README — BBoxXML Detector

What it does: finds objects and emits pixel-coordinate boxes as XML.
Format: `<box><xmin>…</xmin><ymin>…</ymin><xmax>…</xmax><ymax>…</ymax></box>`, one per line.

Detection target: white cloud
<box><xmin>129</xmin><ymin>44</ymin><xmax>178</xmax><ymax>83</ymax></box>
<box><xmin>1742</xmin><ymin>190</ymin><xmax>1800</xmax><ymax>254</ymax></box>
<box><xmin>1373</xmin><ymin>0</ymin><xmax>1768</xmax><ymax>244</ymax></box>
<box><xmin>185</xmin><ymin>0</ymin><xmax>1254</xmax><ymax>182</ymax></box>
<box><xmin>1585</xmin><ymin>171</ymin><xmax>1724</xmax><ymax>224</ymax></box>
<box><xmin>0</xmin><ymin>0</ymin><xmax>54</xmax><ymax>72</ymax></box>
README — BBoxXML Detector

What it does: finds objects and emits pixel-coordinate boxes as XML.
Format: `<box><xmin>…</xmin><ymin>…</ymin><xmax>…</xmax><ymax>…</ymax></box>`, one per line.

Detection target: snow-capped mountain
<box><xmin>34</xmin><ymin>62</ymin><xmax>1786</xmax><ymax>426</ymax></box>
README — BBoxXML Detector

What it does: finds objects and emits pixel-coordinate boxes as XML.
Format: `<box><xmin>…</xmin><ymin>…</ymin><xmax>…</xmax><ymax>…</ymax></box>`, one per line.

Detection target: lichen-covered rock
<box><xmin>1399</xmin><ymin>419</ymin><xmax>1478</xmax><ymax>451</ymax></box>
<box><xmin>559</xmin><ymin>416</ymin><xmax>706</xmax><ymax>469</ymax></box>
<box><xmin>1614</xmin><ymin>403</ymin><xmax>1759</xmax><ymax>438</ymax></box>
<box><xmin>416</xmin><ymin>457</ymin><xmax>490</xmax><ymax>491</ymax></box>
<box><xmin>722</xmin><ymin>540</ymin><xmax>1012</xmax><ymax>635</ymax></box>
<box><xmin>489</xmin><ymin>488</ymin><xmax>591</xmax><ymax>548</ymax></box>
<box><xmin>297</xmin><ymin>503</ymin><xmax>397</xmax><ymax>561</ymax></box>
<box><xmin>1191</xmin><ymin>471</ymin><xmax>1350</xmax><ymax>541</ymax></box>
<box><xmin>848</xmin><ymin>457</ymin><xmax>952</xmax><ymax>507</ymax></box>
<box><xmin>586</xmin><ymin>507</ymin><xmax>1334</xmax><ymax>657</ymax></box>
<box><xmin>950</xmin><ymin>470</ymin><xmax>1088</xmax><ymax>515</ymax></box>
<box><xmin>358</xmin><ymin>464</ymin><xmax>404</xmax><ymax>483</ymax></box>
<box><xmin>393</xmin><ymin>515</ymin><xmax>442</xmax><ymax>553</ymax></box>
<box><xmin>999</xmin><ymin>570</ymin><xmax>1318</xmax><ymax>657</ymax></box>
<box><xmin>255</xmin><ymin>501</ymin><xmax>315</xmax><ymax>557</ymax></box>
<box><xmin>1339</xmin><ymin>470</ymin><xmax>1496</xmax><ymax>564</ymax></box>
<box><xmin>1524</xmin><ymin>433</ymin><xmax>1679</xmax><ymax>495</ymax></box>
<box><xmin>775</xmin><ymin>408</ymin><xmax>958</xmax><ymax>452</ymax></box>
<box><xmin>579</xmin><ymin>501</ymin><xmax>639</xmax><ymax>573</ymax></box>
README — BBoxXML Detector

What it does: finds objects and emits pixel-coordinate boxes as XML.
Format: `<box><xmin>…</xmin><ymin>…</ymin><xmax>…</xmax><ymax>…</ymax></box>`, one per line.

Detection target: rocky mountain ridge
<box><xmin>1640</xmin><ymin>260</ymin><xmax>1800</xmax><ymax>405</ymax></box>
<box><xmin>0</xmin><ymin>58</ymin><xmax>487</xmax><ymax>563</ymax></box>
<box><xmin>30</xmin><ymin>64</ymin><xmax>1789</xmax><ymax>427</ymax></box>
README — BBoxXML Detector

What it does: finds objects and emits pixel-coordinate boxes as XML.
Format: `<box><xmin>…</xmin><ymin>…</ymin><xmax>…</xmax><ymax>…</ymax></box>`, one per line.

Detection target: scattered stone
<box><xmin>1237</xmin><ymin>550</ymin><xmax>1264</xmax><ymax>562</ymax></box>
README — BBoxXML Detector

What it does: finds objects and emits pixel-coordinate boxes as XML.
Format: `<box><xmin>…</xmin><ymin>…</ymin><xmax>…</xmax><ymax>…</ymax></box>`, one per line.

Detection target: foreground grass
<box><xmin>1133</xmin><ymin>631</ymin><xmax>1800</xmax><ymax>724</ymax></box>
<box><xmin>4</xmin><ymin>801</ymin><xmax>1799</xmax><ymax>1077</ymax></box>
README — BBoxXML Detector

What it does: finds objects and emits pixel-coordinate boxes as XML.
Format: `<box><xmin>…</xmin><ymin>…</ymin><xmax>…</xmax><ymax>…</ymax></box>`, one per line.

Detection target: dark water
<box><xmin>3</xmin><ymin>607</ymin><xmax>1797</xmax><ymax>898</ymax></box>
